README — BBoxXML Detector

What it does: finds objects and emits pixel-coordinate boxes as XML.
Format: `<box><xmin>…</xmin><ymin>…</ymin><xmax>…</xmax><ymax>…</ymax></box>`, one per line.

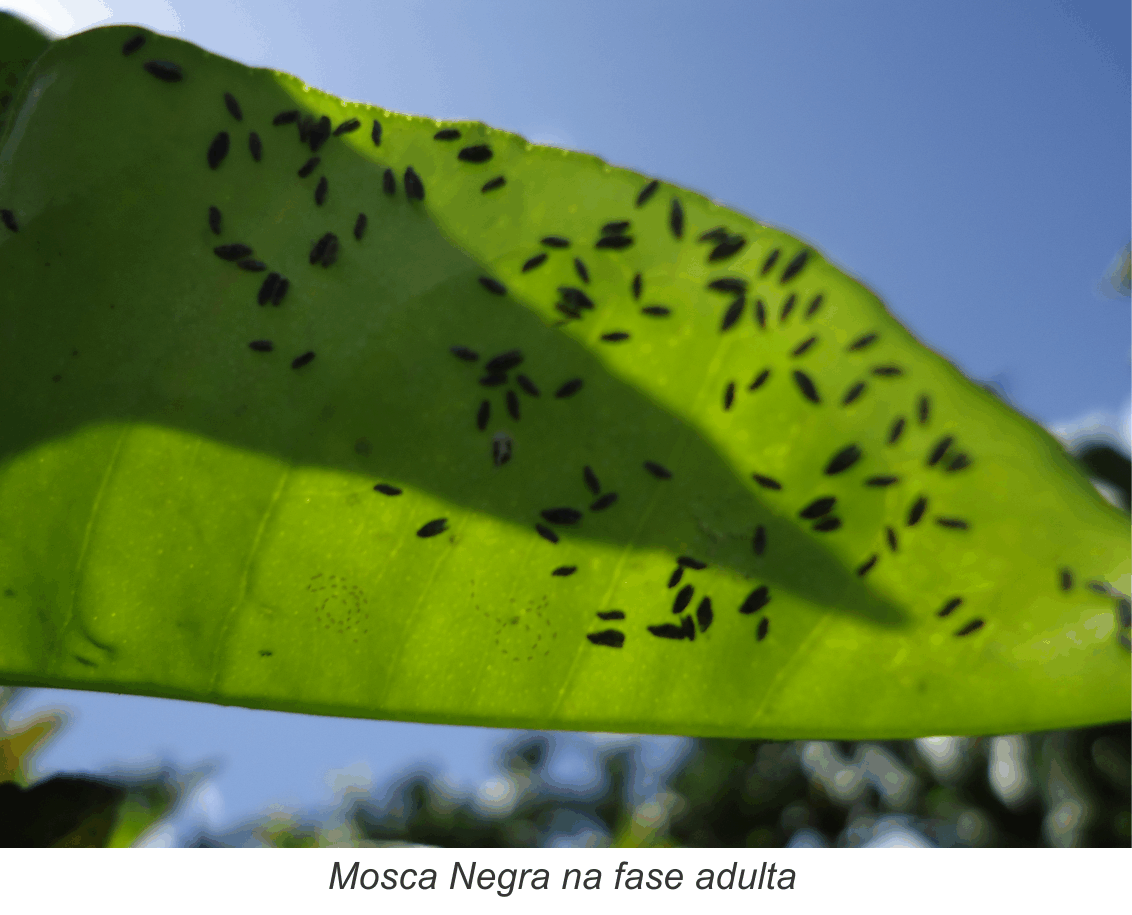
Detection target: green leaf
<box><xmin>0</xmin><ymin>24</ymin><xmax>1127</xmax><ymax>739</ymax></box>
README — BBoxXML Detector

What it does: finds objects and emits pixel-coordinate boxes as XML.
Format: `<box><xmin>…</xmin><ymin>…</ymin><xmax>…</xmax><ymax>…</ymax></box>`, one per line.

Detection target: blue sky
<box><xmin>3</xmin><ymin>0</ymin><xmax>1128</xmax><ymax>840</ymax></box>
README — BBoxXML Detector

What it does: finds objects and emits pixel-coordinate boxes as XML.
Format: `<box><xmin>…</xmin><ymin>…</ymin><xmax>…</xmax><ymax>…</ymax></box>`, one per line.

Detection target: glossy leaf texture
<box><xmin>0</xmin><ymin>24</ymin><xmax>1127</xmax><ymax>738</ymax></box>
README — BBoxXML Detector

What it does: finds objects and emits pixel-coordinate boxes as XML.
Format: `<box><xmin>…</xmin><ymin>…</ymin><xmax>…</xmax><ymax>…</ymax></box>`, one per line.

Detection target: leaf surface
<box><xmin>0</xmin><ymin>24</ymin><xmax>1127</xmax><ymax>738</ymax></box>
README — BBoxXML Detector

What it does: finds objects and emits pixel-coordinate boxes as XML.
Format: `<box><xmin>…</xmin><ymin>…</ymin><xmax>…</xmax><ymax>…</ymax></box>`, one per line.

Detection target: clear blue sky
<box><xmin>3</xmin><ymin>0</ymin><xmax>1128</xmax><ymax>839</ymax></box>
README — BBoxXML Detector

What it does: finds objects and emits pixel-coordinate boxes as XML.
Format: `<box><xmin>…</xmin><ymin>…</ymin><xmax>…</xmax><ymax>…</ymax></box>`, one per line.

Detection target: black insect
<box><xmin>271</xmin><ymin>277</ymin><xmax>289</xmax><ymax>306</ymax></box>
<box><xmin>587</xmin><ymin>630</ymin><xmax>625</xmax><ymax>648</ymax></box>
<box><xmin>709</xmin><ymin>236</ymin><xmax>746</xmax><ymax>262</ymax></box>
<box><xmin>224</xmin><ymin>92</ymin><xmax>243</xmax><ymax>121</ymax></box>
<box><xmin>749</xmin><ymin>369</ymin><xmax>770</xmax><ymax>391</ymax></box>
<box><xmin>479</xmin><ymin>374</ymin><xmax>507</xmax><ymax>387</ymax></box>
<box><xmin>955</xmin><ymin>620</ymin><xmax>984</xmax><ymax>637</ymax></box>
<box><xmin>458</xmin><ymin>145</ymin><xmax>493</xmax><ymax>162</ymax></box>
<box><xmin>506</xmin><ymin>390</ymin><xmax>521</xmax><ymax>421</ymax></box>
<box><xmin>308</xmin><ymin>116</ymin><xmax>331</xmax><ymax>152</ymax></box>
<box><xmin>248</xmin><ymin>340</ymin><xmax>273</xmax><ymax>352</ymax></box>
<box><xmin>273</xmin><ymin>110</ymin><xmax>299</xmax><ymax>125</ymax></box>
<box><xmin>207</xmin><ymin>132</ymin><xmax>230</xmax><ymax>169</ymax></box>
<box><xmin>595</xmin><ymin>231</ymin><xmax>634</xmax><ymax>250</ymax></box>
<box><xmin>522</xmin><ymin>253</ymin><xmax>547</xmax><ymax>272</ymax></box>
<box><xmin>696</xmin><ymin>598</ymin><xmax>714</xmax><ymax>633</ymax></box>
<box><xmin>825</xmin><ymin>444</ymin><xmax>862</xmax><ymax>475</ymax></box>
<box><xmin>434</xmin><ymin>128</ymin><xmax>461</xmax><ymax>140</ymax></box>
<box><xmin>708</xmin><ymin>278</ymin><xmax>747</xmax><ymax>295</ymax></box>
<box><xmin>122</xmin><ymin>34</ymin><xmax>145</xmax><ymax>56</ymax></box>
<box><xmin>417</xmin><ymin>518</ymin><xmax>448</xmax><ymax>538</ymax></box>
<box><xmin>907</xmin><ymin>496</ymin><xmax>928</xmax><ymax>526</ymax></box>
<box><xmin>792</xmin><ymin>336</ymin><xmax>818</xmax><ymax>357</ymax></box>
<box><xmin>779</xmin><ymin>294</ymin><xmax>796</xmax><ymax>323</ymax></box>
<box><xmin>936</xmin><ymin>518</ymin><xmax>969</xmax><ymax>530</ymax></box>
<box><xmin>597</xmin><ymin>611</ymin><xmax>625</xmax><ymax>621</ymax></box>
<box><xmin>752</xmin><ymin>474</ymin><xmax>781</xmax><ymax>490</ymax></box>
<box><xmin>404</xmin><ymin>166</ymin><xmax>425</xmax><ymax>200</ymax></box>
<box><xmin>887</xmin><ymin>417</ymin><xmax>906</xmax><ymax>445</ymax></box>
<box><xmin>800</xmin><ymin>497</ymin><xmax>837</xmax><ymax>519</ymax></box>
<box><xmin>601</xmin><ymin>332</ymin><xmax>630</xmax><ymax>343</ymax></box>
<box><xmin>780</xmin><ymin>250</ymin><xmax>809</xmax><ymax>283</ymax></box>
<box><xmin>333</xmin><ymin>118</ymin><xmax>361</xmax><ymax>136</ymax></box>
<box><xmin>535</xmin><ymin>524</ymin><xmax>559</xmax><ymax>544</ymax></box>
<box><xmin>208</xmin><ymin>206</ymin><xmax>222</xmax><ymax>235</ymax></box>
<box><xmin>842</xmin><ymin>382</ymin><xmax>866</xmax><ymax>406</ymax></box>
<box><xmin>857</xmin><ymin>555</ymin><xmax>878</xmax><ymax>576</ymax></box>
<box><xmin>542</xmin><ymin>507</ymin><xmax>582</xmax><ymax>525</ymax></box>
<box><xmin>214</xmin><ymin>243</ymin><xmax>252</xmax><ymax>261</ymax></box>
<box><xmin>0</xmin><ymin>210</ymin><xmax>15</xmax><ymax>233</ymax></box>
<box><xmin>1060</xmin><ymin>569</ymin><xmax>1073</xmax><ymax>591</ymax></box>
<box><xmin>354</xmin><ymin>213</ymin><xmax>368</xmax><ymax>240</ymax></box>
<box><xmin>481</xmin><ymin>352</ymin><xmax>521</xmax><ymax>376</ymax></box>
<box><xmin>793</xmin><ymin>370</ymin><xmax>820</xmax><ymax>404</ymax></box>
<box><xmin>238</xmin><ymin>258</ymin><xmax>266</xmax><ymax>272</ymax></box>
<box><xmin>756</xmin><ymin>617</ymin><xmax>769</xmax><ymax>641</ymax></box>
<box><xmin>517</xmin><ymin>374</ymin><xmax>540</xmax><ymax>397</ymax></box>
<box><xmin>367</xmin><ymin>120</ymin><xmax>381</xmax><ymax>146</ymax></box>
<box><xmin>761</xmin><ymin>248</ymin><xmax>781</xmax><ymax>275</ymax></box>
<box><xmin>673</xmin><ymin>584</ymin><xmax>694</xmax><ymax>615</ymax></box>
<box><xmin>723</xmin><ymin>382</ymin><xmax>735</xmax><ymax>410</ymax></box>
<box><xmin>643</xmin><ymin>461</ymin><xmax>672</xmax><ymax>479</ymax></box>
<box><xmin>383</xmin><ymin>168</ymin><xmax>396</xmax><ymax>194</ymax></box>
<box><xmin>636</xmin><ymin>180</ymin><xmax>659</xmax><ymax>207</ymax></box>
<box><xmin>307</xmin><ymin>235</ymin><xmax>330</xmax><ymax>264</ymax></box>
<box><xmin>918</xmin><ymin>395</ymin><xmax>931</xmax><ymax>424</ymax></box>
<box><xmin>848</xmin><ymin>333</ymin><xmax>878</xmax><ymax>351</ymax></box>
<box><xmin>590</xmin><ymin>493</ymin><xmax>618</xmax><ymax>511</ymax></box>
<box><xmin>648</xmin><ymin>617</ymin><xmax>695</xmax><ymax>641</ymax></box>
<box><xmin>677</xmin><ymin>556</ymin><xmax>707</xmax><ymax>570</ymax></box>
<box><xmin>479</xmin><ymin>277</ymin><xmax>506</xmax><ymax>295</ymax></box>
<box><xmin>721</xmin><ymin>298</ymin><xmax>745</xmax><ymax>332</ymax></box>
<box><xmin>298</xmin><ymin>156</ymin><xmax>320</xmax><ymax>177</ymax></box>
<box><xmin>297</xmin><ymin>115</ymin><xmax>314</xmax><ymax>143</ymax></box>
<box><xmin>740</xmin><ymin>586</ymin><xmax>770</xmax><ymax>615</ymax></box>
<box><xmin>668</xmin><ymin>568</ymin><xmax>684</xmax><ymax>589</ymax></box>
<box><xmin>482</xmin><ymin>176</ymin><xmax>506</xmax><ymax>192</ymax></box>
<box><xmin>886</xmin><ymin>527</ymin><xmax>898</xmax><ymax>551</ymax></box>
<box><xmin>937</xmin><ymin>597</ymin><xmax>963</xmax><ymax>618</ymax></box>
<box><xmin>583</xmin><ymin>466</ymin><xmax>601</xmax><ymax>495</ymax></box>
<box><xmin>927</xmin><ymin>436</ymin><xmax>953</xmax><ymax>466</ymax></box>
<box><xmin>371</xmin><ymin>484</ymin><xmax>403</xmax><ymax>497</ymax></box>
<box><xmin>873</xmin><ymin>365</ymin><xmax>903</xmax><ymax>377</ymax></box>
<box><xmin>555</xmin><ymin>379</ymin><xmax>584</xmax><ymax>398</ymax></box>
<box><xmin>315</xmin><ymin>176</ymin><xmax>329</xmax><ymax>205</ymax></box>
<box><xmin>257</xmin><ymin>272</ymin><xmax>281</xmax><ymax>305</ymax></box>
<box><xmin>805</xmin><ymin>295</ymin><xmax>824</xmax><ymax>318</ymax></box>
<box><xmin>542</xmin><ymin>236</ymin><xmax>570</xmax><ymax>248</ymax></box>
<box><xmin>753</xmin><ymin>525</ymin><xmax>767</xmax><ymax>556</ymax></box>
<box><xmin>248</xmin><ymin>132</ymin><xmax>262</xmax><ymax>161</ymax></box>
<box><xmin>669</xmin><ymin>198</ymin><xmax>684</xmax><ymax>239</ymax></box>
<box><xmin>755</xmin><ymin>299</ymin><xmax>767</xmax><ymax>329</ymax></box>
<box><xmin>143</xmin><ymin>60</ymin><xmax>183</xmax><ymax>82</ymax></box>
<box><xmin>476</xmin><ymin>400</ymin><xmax>490</xmax><ymax>431</ymax></box>
<box><xmin>813</xmin><ymin>517</ymin><xmax>842</xmax><ymax>532</ymax></box>
<box><xmin>946</xmin><ymin>453</ymin><xmax>971</xmax><ymax>472</ymax></box>
<box><xmin>866</xmin><ymin>475</ymin><xmax>899</xmax><ymax>487</ymax></box>
<box><xmin>642</xmin><ymin>305</ymin><xmax>670</xmax><ymax>317</ymax></box>
<box><xmin>291</xmin><ymin>351</ymin><xmax>315</xmax><ymax>370</ymax></box>
<box><xmin>492</xmin><ymin>433</ymin><xmax>513</xmax><ymax>466</ymax></box>
<box><xmin>574</xmin><ymin>258</ymin><xmax>590</xmax><ymax>283</ymax></box>
<box><xmin>552</xmin><ymin>566</ymin><xmax>577</xmax><ymax>577</ymax></box>
<box><xmin>558</xmin><ymin>287</ymin><xmax>594</xmax><ymax>310</ymax></box>
<box><xmin>310</xmin><ymin>232</ymin><xmax>339</xmax><ymax>267</ymax></box>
